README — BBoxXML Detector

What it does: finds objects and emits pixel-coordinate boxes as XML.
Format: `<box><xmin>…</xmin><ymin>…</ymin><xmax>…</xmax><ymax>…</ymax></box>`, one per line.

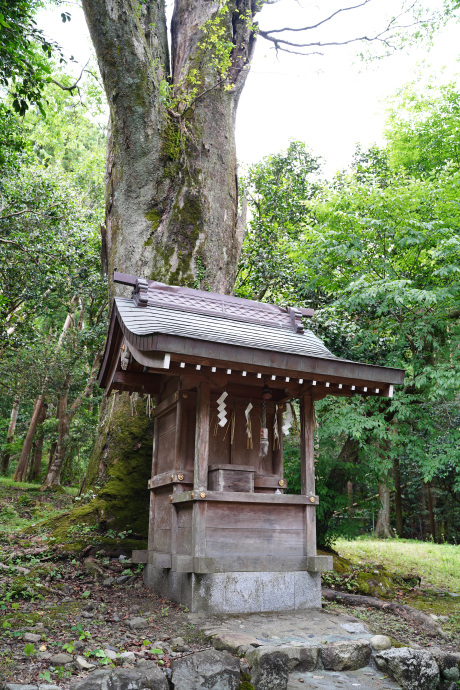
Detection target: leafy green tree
<box><xmin>0</xmin><ymin>0</ymin><xmax>67</xmax><ymax>116</ymax></box>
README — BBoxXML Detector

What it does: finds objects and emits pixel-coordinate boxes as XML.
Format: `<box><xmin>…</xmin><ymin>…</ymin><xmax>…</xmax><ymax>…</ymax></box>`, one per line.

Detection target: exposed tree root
<box><xmin>322</xmin><ymin>588</ymin><xmax>449</xmax><ymax>641</ymax></box>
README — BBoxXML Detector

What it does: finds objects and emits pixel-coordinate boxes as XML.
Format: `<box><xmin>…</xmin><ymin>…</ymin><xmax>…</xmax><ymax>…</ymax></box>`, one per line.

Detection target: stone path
<box><xmin>192</xmin><ymin>608</ymin><xmax>376</xmax><ymax>648</ymax></box>
<box><xmin>288</xmin><ymin>666</ymin><xmax>401</xmax><ymax>689</ymax></box>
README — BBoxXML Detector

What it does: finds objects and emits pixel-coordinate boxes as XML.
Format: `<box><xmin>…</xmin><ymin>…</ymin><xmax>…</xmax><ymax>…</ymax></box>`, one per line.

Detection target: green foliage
<box><xmin>239</xmin><ymin>78</ymin><xmax>460</xmax><ymax>543</ymax></box>
<box><xmin>236</xmin><ymin>140</ymin><xmax>322</xmax><ymax>303</ymax></box>
<box><xmin>0</xmin><ymin>0</ymin><xmax>66</xmax><ymax>116</ymax></box>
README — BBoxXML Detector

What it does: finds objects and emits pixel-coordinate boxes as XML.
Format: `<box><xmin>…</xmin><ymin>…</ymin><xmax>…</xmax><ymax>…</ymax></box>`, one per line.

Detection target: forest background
<box><xmin>0</xmin><ymin>0</ymin><xmax>459</xmax><ymax>549</ymax></box>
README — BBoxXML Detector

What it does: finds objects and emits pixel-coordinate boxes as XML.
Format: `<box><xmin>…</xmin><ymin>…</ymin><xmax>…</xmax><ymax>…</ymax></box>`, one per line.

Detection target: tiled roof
<box><xmin>116</xmin><ymin>298</ymin><xmax>337</xmax><ymax>361</ymax></box>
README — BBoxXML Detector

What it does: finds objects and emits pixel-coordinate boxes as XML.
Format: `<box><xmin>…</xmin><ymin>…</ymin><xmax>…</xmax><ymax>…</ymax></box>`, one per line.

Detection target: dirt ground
<box><xmin>0</xmin><ymin>482</ymin><xmax>458</xmax><ymax>687</ymax></box>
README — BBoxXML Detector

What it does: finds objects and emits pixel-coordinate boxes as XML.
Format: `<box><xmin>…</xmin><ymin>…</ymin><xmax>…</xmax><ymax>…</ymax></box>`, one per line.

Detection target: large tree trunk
<box><xmin>83</xmin><ymin>0</ymin><xmax>254</xmax><ymax>295</ymax></box>
<box><xmin>56</xmin><ymin>0</ymin><xmax>258</xmax><ymax>542</ymax></box>
<box><xmin>1</xmin><ymin>396</ymin><xmax>20</xmax><ymax>475</ymax></box>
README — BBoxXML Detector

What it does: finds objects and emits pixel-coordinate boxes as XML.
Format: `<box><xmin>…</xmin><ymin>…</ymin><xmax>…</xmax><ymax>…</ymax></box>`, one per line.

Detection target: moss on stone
<box><xmin>356</xmin><ymin>570</ymin><xmax>395</xmax><ymax>599</ymax></box>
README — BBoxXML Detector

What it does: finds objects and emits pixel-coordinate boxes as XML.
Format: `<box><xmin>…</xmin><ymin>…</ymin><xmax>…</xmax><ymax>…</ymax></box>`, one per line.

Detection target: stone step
<box><xmin>288</xmin><ymin>665</ymin><xmax>402</xmax><ymax>689</ymax></box>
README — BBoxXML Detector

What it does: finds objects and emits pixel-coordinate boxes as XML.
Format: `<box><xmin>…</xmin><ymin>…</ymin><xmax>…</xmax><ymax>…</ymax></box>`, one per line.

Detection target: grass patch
<box><xmin>0</xmin><ymin>477</ymin><xmax>78</xmax><ymax>495</ymax></box>
<box><xmin>335</xmin><ymin>537</ymin><xmax>460</xmax><ymax>593</ymax></box>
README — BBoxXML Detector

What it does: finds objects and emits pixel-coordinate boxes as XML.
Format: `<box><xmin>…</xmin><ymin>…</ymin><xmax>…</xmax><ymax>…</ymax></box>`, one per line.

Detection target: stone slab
<box><xmin>144</xmin><ymin>566</ymin><xmax>322</xmax><ymax>613</ymax></box>
<box><xmin>192</xmin><ymin>608</ymin><xmax>373</xmax><ymax>649</ymax></box>
<box><xmin>287</xmin><ymin>666</ymin><xmax>402</xmax><ymax>689</ymax></box>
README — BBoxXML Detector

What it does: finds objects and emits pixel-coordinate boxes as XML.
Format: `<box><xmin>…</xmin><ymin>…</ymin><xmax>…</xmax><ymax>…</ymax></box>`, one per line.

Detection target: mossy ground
<box><xmin>0</xmin><ymin>483</ymin><xmax>207</xmax><ymax>687</ymax></box>
<box><xmin>324</xmin><ymin>537</ymin><xmax>460</xmax><ymax>650</ymax></box>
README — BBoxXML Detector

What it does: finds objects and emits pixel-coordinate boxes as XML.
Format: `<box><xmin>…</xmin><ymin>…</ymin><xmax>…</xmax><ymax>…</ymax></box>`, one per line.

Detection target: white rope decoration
<box><xmin>217</xmin><ymin>391</ymin><xmax>228</xmax><ymax>428</ymax></box>
<box><xmin>245</xmin><ymin>402</ymin><xmax>253</xmax><ymax>449</ymax></box>
<box><xmin>273</xmin><ymin>404</ymin><xmax>280</xmax><ymax>449</ymax></box>
<box><xmin>282</xmin><ymin>403</ymin><xmax>294</xmax><ymax>436</ymax></box>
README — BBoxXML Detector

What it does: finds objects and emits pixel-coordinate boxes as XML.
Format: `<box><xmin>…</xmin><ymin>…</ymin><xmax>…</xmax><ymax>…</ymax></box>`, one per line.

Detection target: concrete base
<box><xmin>143</xmin><ymin>566</ymin><xmax>322</xmax><ymax>614</ymax></box>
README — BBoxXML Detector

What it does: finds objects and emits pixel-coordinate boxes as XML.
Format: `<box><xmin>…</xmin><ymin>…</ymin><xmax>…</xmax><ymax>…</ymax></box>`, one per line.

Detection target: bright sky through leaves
<box><xmin>38</xmin><ymin>0</ymin><xmax>459</xmax><ymax>176</ymax></box>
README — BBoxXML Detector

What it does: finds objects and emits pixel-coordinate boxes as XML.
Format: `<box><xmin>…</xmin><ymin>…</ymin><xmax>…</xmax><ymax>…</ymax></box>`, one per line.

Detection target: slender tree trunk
<box><xmin>420</xmin><ymin>483</ymin><xmax>428</xmax><ymax>539</ymax></box>
<box><xmin>374</xmin><ymin>479</ymin><xmax>395</xmax><ymax>539</ymax></box>
<box><xmin>42</xmin><ymin>350</ymin><xmax>103</xmax><ymax>490</ymax></box>
<box><xmin>29</xmin><ymin>403</ymin><xmax>48</xmax><ymax>480</ymax></box>
<box><xmin>42</xmin><ymin>378</ymin><xmax>71</xmax><ymax>488</ymax></box>
<box><xmin>1</xmin><ymin>396</ymin><xmax>20</xmax><ymax>475</ymax></box>
<box><xmin>347</xmin><ymin>481</ymin><xmax>354</xmax><ymax>516</ymax></box>
<box><xmin>13</xmin><ymin>396</ymin><xmax>45</xmax><ymax>482</ymax></box>
<box><xmin>393</xmin><ymin>456</ymin><xmax>404</xmax><ymax>537</ymax></box>
<box><xmin>14</xmin><ymin>298</ymin><xmax>78</xmax><ymax>482</ymax></box>
<box><xmin>426</xmin><ymin>482</ymin><xmax>436</xmax><ymax>543</ymax></box>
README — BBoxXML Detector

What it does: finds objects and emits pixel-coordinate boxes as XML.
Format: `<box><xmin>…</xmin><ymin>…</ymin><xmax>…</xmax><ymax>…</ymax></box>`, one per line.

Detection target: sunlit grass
<box><xmin>336</xmin><ymin>537</ymin><xmax>460</xmax><ymax>594</ymax></box>
<box><xmin>0</xmin><ymin>476</ymin><xmax>78</xmax><ymax>495</ymax></box>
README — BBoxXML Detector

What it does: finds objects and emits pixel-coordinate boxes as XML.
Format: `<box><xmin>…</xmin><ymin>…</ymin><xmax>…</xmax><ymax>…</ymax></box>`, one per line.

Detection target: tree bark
<box><xmin>1</xmin><ymin>396</ymin><xmax>20</xmax><ymax>475</ymax></box>
<box><xmin>42</xmin><ymin>350</ymin><xmax>103</xmax><ymax>489</ymax></box>
<box><xmin>374</xmin><ymin>479</ymin><xmax>395</xmax><ymax>539</ymax></box>
<box><xmin>13</xmin><ymin>396</ymin><xmax>45</xmax><ymax>482</ymax></box>
<box><xmin>14</xmin><ymin>297</ymin><xmax>78</xmax><ymax>482</ymax></box>
<box><xmin>42</xmin><ymin>378</ymin><xmax>71</xmax><ymax>488</ymax></box>
<box><xmin>393</xmin><ymin>456</ymin><xmax>404</xmax><ymax>538</ymax></box>
<box><xmin>29</xmin><ymin>403</ymin><xmax>48</xmax><ymax>480</ymax></box>
<box><xmin>83</xmin><ymin>0</ymin><xmax>255</xmax><ymax>295</ymax></box>
<box><xmin>426</xmin><ymin>482</ymin><xmax>437</xmax><ymax>543</ymax></box>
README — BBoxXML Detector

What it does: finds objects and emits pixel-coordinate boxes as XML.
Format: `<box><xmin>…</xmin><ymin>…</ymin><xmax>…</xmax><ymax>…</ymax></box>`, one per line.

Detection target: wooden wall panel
<box><xmin>205</xmin><ymin>528</ymin><xmax>305</xmax><ymax>556</ymax></box>
<box><xmin>206</xmin><ymin>502</ymin><xmax>303</xmax><ymax>530</ymax></box>
<box><xmin>176</xmin><ymin>527</ymin><xmax>192</xmax><ymax>555</ymax></box>
<box><xmin>153</xmin><ymin>528</ymin><xmax>171</xmax><ymax>552</ymax></box>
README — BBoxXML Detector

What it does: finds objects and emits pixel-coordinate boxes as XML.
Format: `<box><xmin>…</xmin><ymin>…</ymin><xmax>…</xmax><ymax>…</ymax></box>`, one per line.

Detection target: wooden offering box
<box><xmin>208</xmin><ymin>465</ymin><xmax>255</xmax><ymax>492</ymax></box>
<box><xmin>98</xmin><ymin>273</ymin><xmax>404</xmax><ymax>614</ymax></box>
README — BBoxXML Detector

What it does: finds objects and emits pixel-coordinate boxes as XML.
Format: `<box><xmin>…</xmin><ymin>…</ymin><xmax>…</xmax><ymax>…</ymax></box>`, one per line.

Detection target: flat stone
<box><xmin>120</xmin><ymin>651</ymin><xmax>136</xmax><ymax>662</ymax></box>
<box><xmin>103</xmin><ymin>577</ymin><xmax>115</xmax><ymax>586</ymax></box>
<box><xmin>117</xmin><ymin>575</ymin><xmax>131</xmax><ymax>585</ymax></box>
<box><xmin>340</xmin><ymin>623</ymin><xmax>368</xmax><ymax>634</ymax></box>
<box><xmin>49</xmin><ymin>652</ymin><xmax>73</xmax><ymax>664</ymax></box>
<box><xmin>82</xmin><ymin>612</ymin><xmax>94</xmax><ymax>619</ymax></box>
<box><xmin>247</xmin><ymin>645</ymin><xmax>318</xmax><ymax>677</ymax></box>
<box><xmin>38</xmin><ymin>686</ymin><xmax>62</xmax><ymax>690</ymax></box>
<box><xmin>75</xmin><ymin>655</ymin><xmax>96</xmax><ymax>670</ymax></box>
<box><xmin>104</xmin><ymin>648</ymin><xmax>119</xmax><ymax>660</ymax></box>
<box><xmin>171</xmin><ymin>636</ymin><xmax>189</xmax><ymax>652</ymax></box>
<box><xmin>171</xmin><ymin>649</ymin><xmax>240</xmax><ymax>689</ymax></box>
<box><xmin>23</xmin><ymin>632</ymin><xmax>42</xmax><ymax>643</ymax></box>
<box><xmin>4</xmin><ymin>685</ymin><xmax>38</xmax><ymax>690</ymax></box>
<box><xmin>374</xmin><ymin>648</ymin><xmax>440</xmax><ymax>690</ymax></box>
<box><xmin>370</xmin><ymin>635</ymin><xmax>392</xmax><ymax>650</ymax></box>
<box><xmin>320</xmin><ymin>640</ymin><xmax>371</xmax><ymax>671</ymax></box>
<box><xmin>213</xmin><ymin>632</ymin><xmax>260</xmax><ymax>652</ymax></box>
<box><xmin>127</xmin><ymin>616</ymin><xmax>148</xmax><ymax>630</ymax></box>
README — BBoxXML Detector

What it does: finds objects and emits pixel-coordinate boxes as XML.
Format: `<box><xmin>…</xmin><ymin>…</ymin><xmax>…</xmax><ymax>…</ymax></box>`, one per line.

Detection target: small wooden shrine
<box><xmin>98</xmin><ymin>273</ymin><xmax>404</xmax><ymax>614</ymax></box>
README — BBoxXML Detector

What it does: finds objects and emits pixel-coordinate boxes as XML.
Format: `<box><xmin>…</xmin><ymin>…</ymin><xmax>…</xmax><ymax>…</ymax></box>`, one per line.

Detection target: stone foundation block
<box><xmin>143</xmin><ymin>566</ymin><xmax>321</xmax><ymax>613</ymax></box>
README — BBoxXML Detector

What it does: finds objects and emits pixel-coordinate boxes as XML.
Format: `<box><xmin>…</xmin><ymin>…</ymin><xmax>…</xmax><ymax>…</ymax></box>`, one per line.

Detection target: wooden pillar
<box><xmin>147</xmin><ymin>416</ymin><xmax>160</xmax><ymax>552</ymax></box>
<box><xmin>300</xmin><ymin>392</ymin><xmax>316</xmax><ymax>555</ymax></box>
<box><xmin>192</xmin><ymin>382</ymin><xmax>211</xmax><ymax>559</ymax></box>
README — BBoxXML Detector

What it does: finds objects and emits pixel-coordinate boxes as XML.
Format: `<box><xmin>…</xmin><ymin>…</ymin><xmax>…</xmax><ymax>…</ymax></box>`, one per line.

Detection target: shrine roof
<box><xmin>98</xmin><ymin>274</ymin><xmax>405</xmax><ymax>392</ymax></box>
<box><xmin>115</xmin><ymin>297</ymin><xmax>335</xmax><ymax>361</ymax></box>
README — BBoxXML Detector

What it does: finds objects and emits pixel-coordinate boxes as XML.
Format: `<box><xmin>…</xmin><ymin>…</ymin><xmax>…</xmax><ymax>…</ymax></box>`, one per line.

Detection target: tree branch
<box><xmin>258</xmin><ymin>1</ymin><xmax>431</xmax><ymax>56</ymax></box>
